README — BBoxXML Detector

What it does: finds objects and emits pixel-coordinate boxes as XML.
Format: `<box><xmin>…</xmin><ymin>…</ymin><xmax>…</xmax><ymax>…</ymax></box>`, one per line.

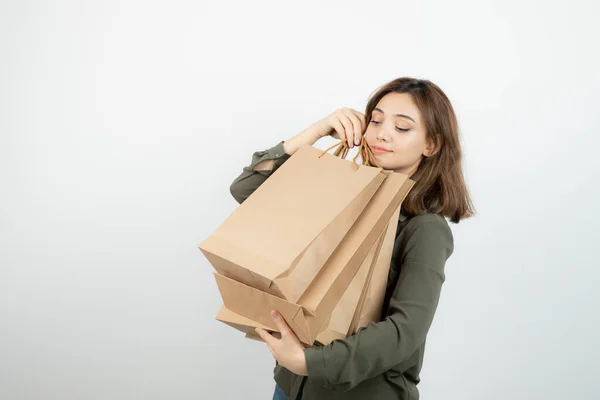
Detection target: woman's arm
<box><xmin>229</xmin><ymin>126</ymin><xmax>322</xmax><ymax>204</ymax></box>
<box><xmin>229</xmin><ymin>141</ymin><xmax>290</xmax><ymax>204</ymax></box>
<box><xmin>229</xmin><ymin>107</ymin><xmax>370</xmax><ymax>204</ymax></box>
<box><xmin>304</xmin><ymin>216</ymin><xmax>455</xmax><ymax>391</ymax></box>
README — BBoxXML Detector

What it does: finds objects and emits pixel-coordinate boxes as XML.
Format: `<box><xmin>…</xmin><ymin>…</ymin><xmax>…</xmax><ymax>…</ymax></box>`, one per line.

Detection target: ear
<box><xmin>423</xmin><ymin>134</ymin><xmax>443</xmax><ymax>157</ymax></box>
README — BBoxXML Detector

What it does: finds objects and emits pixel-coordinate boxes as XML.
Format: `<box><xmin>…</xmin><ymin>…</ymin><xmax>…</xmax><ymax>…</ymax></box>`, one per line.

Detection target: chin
<box><xmin>371</xmin><ymin>155</ymin><xmax>393</xmax><ymax>170</ymax></box>
<box><xmin>372</xmin><ymin>156</ymin><xmax>404</xmax><ymax>172</ymax></box>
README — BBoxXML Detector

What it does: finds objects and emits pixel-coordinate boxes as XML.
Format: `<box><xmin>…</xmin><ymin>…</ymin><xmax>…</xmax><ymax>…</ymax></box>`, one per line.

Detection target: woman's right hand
<box><xmin>283</xmin><ymin>107</ymin><xmax>367</xmax><ymax>156</ymax></box>
<box><xmin>312</xmin><ymin>107</ymin><xmax>367</xmax><ymax>149</ymax></box>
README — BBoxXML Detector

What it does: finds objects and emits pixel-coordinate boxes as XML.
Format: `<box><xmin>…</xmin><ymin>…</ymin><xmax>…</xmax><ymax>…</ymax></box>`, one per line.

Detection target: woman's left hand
<box><xmin>255</xmin><ymin>310</ymin><xmax>308</xmax><ymax>376</ymax></box>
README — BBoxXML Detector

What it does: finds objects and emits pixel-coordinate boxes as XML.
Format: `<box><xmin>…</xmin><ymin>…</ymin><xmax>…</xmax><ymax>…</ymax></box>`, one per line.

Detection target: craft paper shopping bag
<box><xmin>213</xmin><ymin>227</ymin><xmax>385</xmax><ymax>345</ymax></box>
<box><xmin>199</xmin><ymin>144</ymin><xmax>385</xmax><ymax>303</ymax></box>
<box><xmin>351</xmin><ymin>205</ymin><xmax>402</xmax><ymax>333</ymax></box>
<box><xmin>296</xmin><ymin>171</ymin><xmax>411</xmax><ymax>319</ymax></box>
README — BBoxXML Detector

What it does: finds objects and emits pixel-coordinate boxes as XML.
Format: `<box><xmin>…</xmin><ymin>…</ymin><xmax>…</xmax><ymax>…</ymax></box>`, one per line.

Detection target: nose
<box><xmin>377</xmin><ymin>130</ymin><xmax>389</xmax><ymax>141</ymax></box>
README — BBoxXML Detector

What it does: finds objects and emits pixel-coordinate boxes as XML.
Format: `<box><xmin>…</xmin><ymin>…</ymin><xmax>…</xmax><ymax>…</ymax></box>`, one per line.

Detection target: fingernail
<box><xmin>271</xmin><ymin>310</ymin><xmax>279</xmax><ymax>318</ymax></box>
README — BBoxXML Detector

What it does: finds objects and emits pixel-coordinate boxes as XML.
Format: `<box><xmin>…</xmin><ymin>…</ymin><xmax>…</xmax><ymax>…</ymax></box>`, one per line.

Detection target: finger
<box><xmin>337</xmin><ymin>113</ymin><xmax>355</xmax><ymax>148</ymax></box>
<box><xmin>255</xmin><ymin>327</ymin><xmax>279</xmax><ymax>349</ymax></box>
<box><xmin>330</xmin><ymin>118</ymin><xmax>346</xmax><ymax>143</ymax></box>
<box><xmin>270</xmin><ymin>310</ymin><xmax>294</xmax><ymax>337</ymax></box>
<box><xmin>352</xmin><ymin>110</ymin><xmax>367</xmax><ymax>134</ymax></box>
<box><xmin>256</xmin><ymin>330</ymin><xmax>276</xmax><ymax>354</ymax></box>
<box><xmin>343</xmin><ymin>108</ymin><xmax>363</xmax><ymax>145</ymax></box>
<box><xmin>266</xmin><ymin>342</ymin><xmax>275</xmax><ymax>355</ymax></box>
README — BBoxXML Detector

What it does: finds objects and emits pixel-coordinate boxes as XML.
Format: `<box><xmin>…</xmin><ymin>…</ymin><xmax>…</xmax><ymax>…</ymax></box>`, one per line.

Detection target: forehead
<box><xmin>373</xmin><ymin>92</ymin><xmax>421</xmax><ymax>122</ymax></box>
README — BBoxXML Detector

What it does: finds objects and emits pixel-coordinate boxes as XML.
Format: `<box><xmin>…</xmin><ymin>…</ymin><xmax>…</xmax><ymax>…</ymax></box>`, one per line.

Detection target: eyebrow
<box><xmin>373</xmin><ymin>107</ymin><xmax>416</xmax><ymax>123</ymax></box>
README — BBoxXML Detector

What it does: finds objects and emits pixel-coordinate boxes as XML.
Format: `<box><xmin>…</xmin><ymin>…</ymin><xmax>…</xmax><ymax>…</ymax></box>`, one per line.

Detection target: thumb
<box><xmin>270</xmin><ymin>310</ymin><xmax>293</xmax><ymax>337</ymax></box>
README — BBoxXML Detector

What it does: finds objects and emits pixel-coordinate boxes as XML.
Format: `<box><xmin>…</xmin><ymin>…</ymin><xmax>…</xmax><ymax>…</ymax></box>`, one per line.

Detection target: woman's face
<box><xmin>364</xmin><ymin>92</ymin><xmax>435</xmax><ymax>176</ymax></box>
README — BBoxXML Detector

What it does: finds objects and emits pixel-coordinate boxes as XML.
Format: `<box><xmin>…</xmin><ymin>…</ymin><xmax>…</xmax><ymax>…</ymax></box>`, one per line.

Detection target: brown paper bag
<box><xmin>214</xmin><ymin>227</ymin><xmax>386</xmax><ymax>345</ymax></box>
<box><xmin>352</xmin><ymin>205</ymin><xmax>401</xmax><ymax>332</ymax></box>
<box><xmin>315</xmin><ymin>205</ymin><xmax>401</xmax><ymax>345</ymax></box>
<box><xmin>314</xmin><ymin>225</ymin><xmax>387</xmax><ymax>345</ymax></box>
<box><xmin>216</xmin><ymin>305</ymin><xmax>276</xmax><ymax>342</ymax></box>
<box><xmin>213</xmin><ymin>170</ymin><xmax>412</xmax><ymax>345</ymax></box>
<box><xmin>216</xmin><ymin>304</ymin><xmax>271</xmax><ymax>336</ymax></box>
<box><xmin>199</xmin><ymin>144</ymin><xmax>386</xmax><ymax>303</ymax></box>
<box><xmin>296</xmin><ymin>171</ymin><xmax>411</xmax><ymax>318</ymax></box>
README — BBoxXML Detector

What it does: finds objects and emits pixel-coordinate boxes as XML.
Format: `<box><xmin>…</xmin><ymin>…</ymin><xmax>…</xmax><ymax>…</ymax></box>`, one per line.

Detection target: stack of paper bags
<box><xmin>315</xmin><ymin>205</ymin><xmax>401</xmax><ymax>345</ymax></box>
<box><xmin>198</xmin><ymin>142</ymin><xmax>413</xmax><ymax>345</ymax></box>
<box><xmin>221</xmin><ymin>206</ymin><xmax>401</xmax><ymax>346</ymax></box>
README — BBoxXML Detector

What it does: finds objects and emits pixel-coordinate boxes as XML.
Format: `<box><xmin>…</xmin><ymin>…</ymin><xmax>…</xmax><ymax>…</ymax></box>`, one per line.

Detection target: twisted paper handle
<box><xmin>318</xmin><ymin>138</ymin><xmax>383</xmax><ymax>171</ymax></box>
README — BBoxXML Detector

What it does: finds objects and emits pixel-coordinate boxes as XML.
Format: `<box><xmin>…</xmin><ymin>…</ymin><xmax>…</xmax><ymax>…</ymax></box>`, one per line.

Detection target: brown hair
<box><xmin>364</xmin><ymin>77</ymin><xmax>475</xmax><ymax>223</ymax></box>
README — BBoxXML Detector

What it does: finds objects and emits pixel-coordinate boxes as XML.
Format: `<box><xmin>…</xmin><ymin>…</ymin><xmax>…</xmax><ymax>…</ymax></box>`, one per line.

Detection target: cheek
<box><xmin>392</xmin><ymin>145</ymin><xmax>424</xmax><ymax>166</ymax></box>
<box><xmin>364</xmin><ymin>128</ymin><xmax>377</xmax><ymax>144</ymax></box>
<box><xmin>393</xmin><ymin>133</ymin><xmax>426</xmax><ymax>155</ymax></box>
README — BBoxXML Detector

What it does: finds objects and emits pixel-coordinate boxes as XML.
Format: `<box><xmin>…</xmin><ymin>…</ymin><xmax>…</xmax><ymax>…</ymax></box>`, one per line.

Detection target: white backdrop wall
<box><xmin>1</xmin><ymin>1</ymin><xmax>598</xmax><ymax>399</ymax></box>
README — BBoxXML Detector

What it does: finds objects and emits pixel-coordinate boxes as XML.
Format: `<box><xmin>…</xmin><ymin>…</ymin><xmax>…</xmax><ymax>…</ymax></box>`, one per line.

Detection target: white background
<box><xmin>1</xmin><ymin>1</ymin><xmax>599</xmax><ymax>399</ymax></box>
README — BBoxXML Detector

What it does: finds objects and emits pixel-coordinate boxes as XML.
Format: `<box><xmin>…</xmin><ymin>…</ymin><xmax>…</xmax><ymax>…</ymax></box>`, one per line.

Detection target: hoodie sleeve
<box><xmin>229</xmin><ymin>141</ymin><xmax>291</xmax><ymax>204</ymax></box>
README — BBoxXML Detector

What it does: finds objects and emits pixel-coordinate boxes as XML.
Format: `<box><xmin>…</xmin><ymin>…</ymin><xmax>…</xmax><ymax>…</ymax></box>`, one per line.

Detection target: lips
<box><xmin>372</xmin><ymin>146</ymin><xmax>391</xmax><ymax>153</ymax></box>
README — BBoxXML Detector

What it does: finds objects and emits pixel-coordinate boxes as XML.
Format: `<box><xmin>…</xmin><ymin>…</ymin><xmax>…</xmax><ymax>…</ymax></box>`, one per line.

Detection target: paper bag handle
<box><xmin>318</xmin><ymin>139</ymin><xmax>383</xmax><ymax>171</ymax></box>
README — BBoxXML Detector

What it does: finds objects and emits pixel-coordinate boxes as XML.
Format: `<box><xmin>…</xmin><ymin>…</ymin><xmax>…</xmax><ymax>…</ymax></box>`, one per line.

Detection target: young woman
<box><xmin>229</xmin><ymin>77</ymin><xmax>474</xmax><ymax>400</ymax></box>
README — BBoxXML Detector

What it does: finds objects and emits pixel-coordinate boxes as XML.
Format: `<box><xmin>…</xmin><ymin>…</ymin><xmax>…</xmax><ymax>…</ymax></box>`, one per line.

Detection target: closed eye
<box><xmin>370</xmin><ymin>120</ymin><xmax>410</xmax><ymax>132</ymax></box>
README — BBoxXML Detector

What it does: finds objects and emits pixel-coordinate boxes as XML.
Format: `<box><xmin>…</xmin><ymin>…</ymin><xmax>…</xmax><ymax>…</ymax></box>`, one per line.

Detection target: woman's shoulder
<box><xmin>404</xmin><ymin>212</ymin><xmax>452</xmax><ymax>236</ymax></box>
<box><xmin>399</xmin><ymin>212</ymin><xmax>454</xmax><ymax>261</ymax></box>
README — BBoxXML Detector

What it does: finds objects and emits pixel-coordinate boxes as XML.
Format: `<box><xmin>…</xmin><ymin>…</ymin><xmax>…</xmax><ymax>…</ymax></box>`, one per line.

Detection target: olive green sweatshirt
<box><xmin>229</xmin><ymin>141</ymin><xmax>454</xmax><ymax>400</ymax></box>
